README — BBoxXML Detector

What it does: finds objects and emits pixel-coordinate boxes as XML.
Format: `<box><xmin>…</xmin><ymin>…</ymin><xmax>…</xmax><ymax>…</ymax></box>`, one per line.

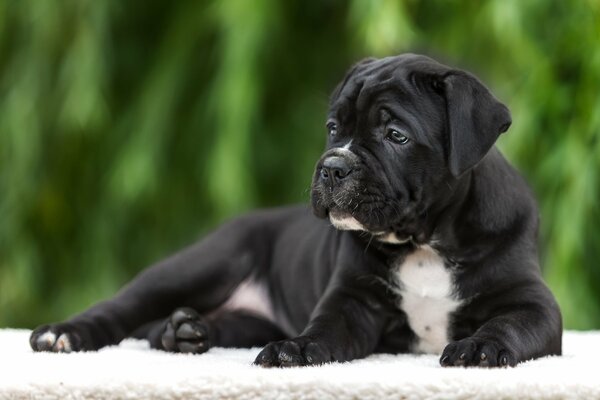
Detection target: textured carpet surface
<box><xmin>0</xmin><ymin>329</ymin><xmax>598</xmax><ymax>400</ymax></box>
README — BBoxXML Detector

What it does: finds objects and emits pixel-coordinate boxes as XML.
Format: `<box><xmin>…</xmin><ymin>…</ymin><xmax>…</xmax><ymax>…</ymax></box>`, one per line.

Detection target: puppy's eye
<box><xmin>327</xmin><ymin>122</ymin><xmax>338</xmax><ymax>136</ymax></box>
<box><xmin>386</xmin><ymin>128</ymin><xmax>410</xmax><ymax>145</ymax></box>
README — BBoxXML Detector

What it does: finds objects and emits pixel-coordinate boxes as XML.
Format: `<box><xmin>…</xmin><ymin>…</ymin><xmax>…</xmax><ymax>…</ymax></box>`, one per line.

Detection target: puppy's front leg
<box><xmin>255</xmin><ymin>241</ymin><xmax>390</xmax><ymax>367</ymax></box>
<box><xmin>255</xmin><ymin>286</ymin><xmax>387</xmax><ymax>367</ymax></box>
<box><xmin>441</xmin><ymin>282</ymin><xmax>562</xmax><ymax>367</ymax></box>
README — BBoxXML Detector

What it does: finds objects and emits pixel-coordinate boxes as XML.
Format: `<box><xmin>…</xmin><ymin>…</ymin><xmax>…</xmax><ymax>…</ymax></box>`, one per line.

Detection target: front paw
<box><xmin>30</xmin><ymin>323</ymin><xmax>88</xmax><ymax>353</ymax></box>
<box><xmin>254</xmin><ymin>336</ymin><xmax>333</xmax><ymax>367</ymax></box>
<box><xmin>440</xmin><ymin>337</ymin><xmax>516</xmax><ymax>367</ymax></box>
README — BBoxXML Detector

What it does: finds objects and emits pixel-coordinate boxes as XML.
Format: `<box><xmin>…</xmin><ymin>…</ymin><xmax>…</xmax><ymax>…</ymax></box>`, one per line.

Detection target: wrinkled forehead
<box><xmin>328</xmin><ymin>55</ymin><xmax>448</xmax><ymax>142</ymax></box>
<box><xmin>330</xmin><ymin>55</ymin><xmax>447</xmax><ymax>112</ymax></box>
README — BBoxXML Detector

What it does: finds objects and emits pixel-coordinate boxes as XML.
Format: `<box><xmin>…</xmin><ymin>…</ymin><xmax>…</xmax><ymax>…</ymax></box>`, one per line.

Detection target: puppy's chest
<box><xmin>392</xmin><ymin>246</ymin><xmax>461</xmax><ymax>354</ymax></box>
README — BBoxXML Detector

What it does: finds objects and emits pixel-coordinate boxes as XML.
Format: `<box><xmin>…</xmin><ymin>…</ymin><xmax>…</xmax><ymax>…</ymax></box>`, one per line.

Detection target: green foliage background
<box><xmin>1</xmin><ymin>0</ymin><xmax>599</xmax><ymax>329</ymax></box>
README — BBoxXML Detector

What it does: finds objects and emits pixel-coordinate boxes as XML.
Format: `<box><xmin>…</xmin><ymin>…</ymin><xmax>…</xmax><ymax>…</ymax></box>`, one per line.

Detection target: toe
<box><xmin>171</xmin><ymin>307</ymin><xmax>198</xmax><ymax>325</ymax></box>
<box><xmin>478</xmin><ymin>342</ymin><xmax>500</xmax><ymax>367</ymax></box>
<box><xmin>254</xmin><ymin>343</ymin><xmax>280</xmax><ymax>367</ymax></box>
<box><xmin>441</xmin><ymin>338</ymin><xmax>477</xmax><ymax>367</ymax></box>
<box><xmin>177</xmin><ymin>340</ymin><xmax>208</xmax><ymax>354</ymax></box>
<box><xmin>303</xmin><ymin>341</ymin><xmax>330</xmax><ymax>365</ymax></box>
<box><xmin>32</xmin><ymin>329</ymin><xmax>57</xmax><ymax>352</ymax></box>
<box><xmin>477</xmin><ymin>351</ymin><xmax>490</xmax><ymax>367</ymax></box>
<box><xmin>498</xmin><ymin>350</ymin><xmax>515</xmax><ymax>367</ymax></box>
<box><xmin>53</xmin><ymin>333</ymin><xmax>73</xmax><ymax>353</ymax></box>
<box><xmin>278</xmin><ymin>341</ymin><xmax>304</xmax><ymax>367</ymax></box>
<box><xmin>175</xmin><ymin>321</ymin><xmax>207</xmax><ymax>340</ymax></box>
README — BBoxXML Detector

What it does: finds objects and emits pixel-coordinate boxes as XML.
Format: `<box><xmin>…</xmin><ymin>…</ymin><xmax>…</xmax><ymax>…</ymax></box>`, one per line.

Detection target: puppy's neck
<box><xmin>416</xmin><ymin>170</ymin><xmax>474</xmax><ymax>246</ymax></box>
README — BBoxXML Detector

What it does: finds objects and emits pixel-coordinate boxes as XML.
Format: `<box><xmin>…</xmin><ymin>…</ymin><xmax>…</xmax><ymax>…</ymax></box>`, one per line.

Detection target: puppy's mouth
<box><xmin>313</xmin><ymin>184</ymin><xmax>373</xmax><ymax>231</ymax></box>
<box><xmin>311</xmin><ymin>172</ymin><xmax>396</xmax><ymax>234</ymax></box>
<box><xmin>311</xmin><ymin>173</ymin><xmax>418</xmax><ymax>244</ymax></box>
<box><xmin>311</xmin><ymin>149</ymin><xmax>417</xmax><ymax>244</ymax></box>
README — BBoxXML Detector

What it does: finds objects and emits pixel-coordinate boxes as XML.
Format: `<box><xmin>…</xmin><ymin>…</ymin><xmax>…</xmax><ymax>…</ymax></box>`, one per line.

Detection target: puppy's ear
<box><xmin>439</xmin><ymin>71</ymin><xmax>511</xmax><ymax>176</ymax></box>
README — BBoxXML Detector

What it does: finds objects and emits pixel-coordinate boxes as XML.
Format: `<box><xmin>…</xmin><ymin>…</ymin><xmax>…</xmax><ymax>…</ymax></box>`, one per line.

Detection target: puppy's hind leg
<box><xmin>140</xmin><ymin>308</ymin><xmax>287</xmax><ymax>354</ymax></box>
<box><xmin>30</xmin><ymin>215</ymin><xmax>270</xmax><ymax>352</ymax></box>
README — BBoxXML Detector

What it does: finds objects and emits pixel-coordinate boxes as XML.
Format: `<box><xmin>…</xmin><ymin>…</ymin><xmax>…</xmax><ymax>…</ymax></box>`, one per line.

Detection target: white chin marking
<box><xmin>378</xmin><ymin>232</ymin><xmax>411</xmax><ymax>244</ymax></box>
<box><xmin>329</xmin><ymin>215</ymin><xmax>366</xmax><ymax>231</ymax></box>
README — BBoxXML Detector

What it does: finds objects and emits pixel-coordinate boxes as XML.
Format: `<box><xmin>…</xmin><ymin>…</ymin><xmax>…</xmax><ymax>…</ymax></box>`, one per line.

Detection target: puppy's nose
<box><xmin>320</xmin><ymin>156</ymin><xmax>352</xmax><ymax>186</ymax></box>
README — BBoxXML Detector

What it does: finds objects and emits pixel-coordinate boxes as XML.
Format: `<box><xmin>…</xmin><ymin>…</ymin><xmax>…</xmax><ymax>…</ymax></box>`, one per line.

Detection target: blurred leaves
<box><xmin>0</xmin><ymin>0</ymin><xmax>599</xmax><ymax>329</ymax></box>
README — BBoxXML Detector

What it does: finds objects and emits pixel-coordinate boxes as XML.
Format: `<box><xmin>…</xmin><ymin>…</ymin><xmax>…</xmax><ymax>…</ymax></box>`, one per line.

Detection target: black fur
<box><xmin>30</xmin><ymin>54</ymin><xmax>561</xmax><ymax>368</ymax></box>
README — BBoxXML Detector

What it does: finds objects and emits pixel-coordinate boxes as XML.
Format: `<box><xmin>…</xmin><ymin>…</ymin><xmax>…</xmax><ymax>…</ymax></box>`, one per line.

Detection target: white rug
<box><xmin>0</xmin><ymin>329</ymin><xmax>598</xmax><ymax>400</ymax></box>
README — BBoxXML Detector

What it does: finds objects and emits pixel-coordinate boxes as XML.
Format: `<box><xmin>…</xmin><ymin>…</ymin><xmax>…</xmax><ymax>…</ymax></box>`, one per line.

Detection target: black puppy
<box><xmin>31</xmin><ymin>54</ymin><xmax>562</xmax><ymax>368</ymax></box>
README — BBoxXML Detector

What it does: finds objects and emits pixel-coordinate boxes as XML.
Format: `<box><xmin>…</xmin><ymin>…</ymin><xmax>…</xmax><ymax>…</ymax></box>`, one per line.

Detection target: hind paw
<box><xmin>161</xmin><ymin>307</ymin><xmax>211</xmax><ymax>354</ymax></box>
<box><xmin>30</xmin><ymin>324</ymin><xmax>87</xmax><ymax>353</ymax></box>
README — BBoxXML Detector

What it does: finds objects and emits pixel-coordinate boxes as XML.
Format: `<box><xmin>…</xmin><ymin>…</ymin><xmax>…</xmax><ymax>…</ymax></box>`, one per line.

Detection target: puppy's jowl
<box><xmin>31</xmin><ymin>54</ymin><xmax>562</xmax><ymax>368</ymax></box>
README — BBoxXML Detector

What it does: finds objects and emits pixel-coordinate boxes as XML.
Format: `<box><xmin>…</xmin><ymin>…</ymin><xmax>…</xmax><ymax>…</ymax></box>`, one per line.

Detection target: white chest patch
<box><xmin>393</xmin><ymin>245</ymin><xmax>461</xmax><ymax>354</ymax></box>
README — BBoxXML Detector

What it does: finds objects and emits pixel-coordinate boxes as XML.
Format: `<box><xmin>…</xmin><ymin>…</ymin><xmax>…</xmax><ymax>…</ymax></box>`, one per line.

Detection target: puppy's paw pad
<box><xmin>161</xmin><ymin>307</ymin><xmax>211</xmax><ymax>354</ymax></box>
<box><xmin>440</xmin><ymin>337</ymin><xmax>515</xmax><ymax>368</ymax></box>
<box><xmin>30</xmin><ymin>326</ymin><xmax>80</xmax><ymax>353</ymax></box>
<box><xmin>254</xmin><ymin>336</ymin><xmax>333</xmax><ymax>368</ymax></box>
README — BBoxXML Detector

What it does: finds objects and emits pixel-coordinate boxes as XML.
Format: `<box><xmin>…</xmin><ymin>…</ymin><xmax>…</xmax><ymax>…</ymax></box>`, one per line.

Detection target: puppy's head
<box><xmin>311</xmin><ymin>54</ymin><xmax>511</xmax><ymax>243</ymax></box>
